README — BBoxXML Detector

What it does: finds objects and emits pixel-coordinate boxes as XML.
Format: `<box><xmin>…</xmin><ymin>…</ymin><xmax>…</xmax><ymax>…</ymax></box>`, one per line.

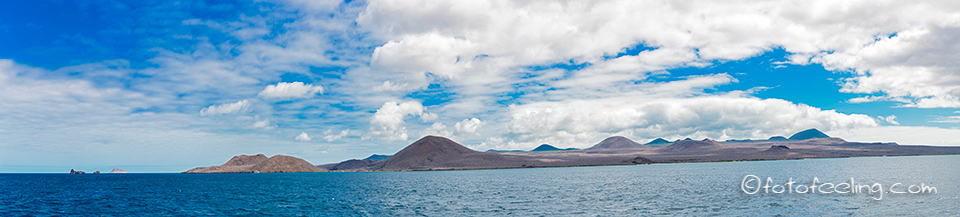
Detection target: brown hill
<box><xmin>587</xmin><ymin>136</ymin><xmax>646</xmax><ymax>149</ymax></box>
<box><xmin>223</xmin><ymin>154</ymin><xmax>268</xmax><ymax>166</ymax></box>
<box><xmin>372</xmin><ymin>136</ymin><xmax>479</xmax><ymax>170</ymax></box>
<box><xmin>183</xmin><ymin>154</ymin><xmax>323</xmax><ymax>173</ymax></box>
<box><xmin>250</xmin><ymin>155</ymin><xmax>325</xmax><ymax>173</ymax></box>
<box><xmin>662</xmin><ymin>139</ymin><xmax>722</xmax><ymax>152</ymax></box>
<box><xmin>364</xmin><ymin>135</ymin><xmax>539</xmax><ymax>170</ymax></box>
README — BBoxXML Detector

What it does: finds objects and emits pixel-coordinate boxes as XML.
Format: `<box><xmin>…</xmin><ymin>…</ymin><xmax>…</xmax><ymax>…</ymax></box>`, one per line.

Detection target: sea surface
<box><xmin>2</xmin><ymin>155</ymin><xmax>959</xmax><ymax>216</ymax></box>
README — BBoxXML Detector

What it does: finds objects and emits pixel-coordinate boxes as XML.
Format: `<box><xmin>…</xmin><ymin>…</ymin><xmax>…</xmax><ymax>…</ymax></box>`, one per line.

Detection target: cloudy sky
<box><xmin>2</xmin><ymin>0</ymin><xmax>960</xmax><ymax>172</ymax></box>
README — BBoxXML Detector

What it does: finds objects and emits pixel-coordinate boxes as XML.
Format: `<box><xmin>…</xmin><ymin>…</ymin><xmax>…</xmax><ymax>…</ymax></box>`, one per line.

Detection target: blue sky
<box><xmin>2</xmin><ymin>0</ymin><xmax>960</xmax><ymax>173</ymax></box>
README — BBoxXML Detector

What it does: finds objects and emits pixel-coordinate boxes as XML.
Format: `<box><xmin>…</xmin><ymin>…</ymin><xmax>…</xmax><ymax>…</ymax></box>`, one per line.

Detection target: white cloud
<box><xmin>504</xmin><ymin>95</ymin><xmax>877</xmax><ymax>149</ymax></box>
<box><xmin>359</xmin><ymin>0</ymin><xmax>960</xmax><ymax>108</ymax></box>
<box><xmin>11</xmin><ymin>0</ymin><xmax>960</xmax><ymax>172</ymax></box>
<box><xmin>421</xmin><ymin>122</ymin><xmax>453</xmax><ymax>138</ymax></box>
<box><xmin>199</xmin><ymin>100</ymin><xmax>250</xmax><ymax>116</ymax></box>
<box><xmin>252</xmin><ymin>118</ymin><xmax>273</xmax><ymax>129</ymax></box>
<box><xmin>803</xmin><ymin>18</ymin><xmax>960</xmax><ymax>108</ymax></box>
<box><xmin>373</xmin><ymin>81</ymin><xmax>408</xmax><ymax>92</ymax></box>
<box><xmin>454</xmin><ymin>118</ymin><xmax>483</xmax><ymax>135</ymax></box>
<box><xmin>497</xmin><ymin>76</ymin><xmax>879</xmax><ymax>150</ymax></box>
<box><xmin>420</xmin><ymin>112</ymin><xmax>439</xmax><ymax>122</ymax></box>
<box><xmin>323</xmin><ymin>129</ymin><xmax>350</xmax><ymax>142</ymax></box>
<box><xmin>258</xmin><ymin>82</ymin><xmax>324</xmax><ymax>100</ymax></box>
<box><xmin>295</xmin><ymin>132</ymin><xmax>312</xmax><ymax>141</ymax></box>
<box><xmin>0</xmin><ymin>59</ymin><xmax>299</xmax><ymax>172</ymax></box>
<box><xmin>829</xmin><ymin>126</ymin><xmax>960</xmax><ymax>146</ymax></box>
<box><xmin>930</xmin><ymin>116</ymin><xmax>960</xmax><ymax>123</ymax></box>
<box><xmin>366</xmin><ymin>101</ymin><xmax>426</xmax><ymax>141</ymax></box>
<box><xmin>479</xmin><ymin>136</ymin><xmax>504</xmax><ymax>148</ymax></box>
<box><xmin>878</xmin><ymin>115</ymin><xmax>900</xmax><ymax>125</ymax></box>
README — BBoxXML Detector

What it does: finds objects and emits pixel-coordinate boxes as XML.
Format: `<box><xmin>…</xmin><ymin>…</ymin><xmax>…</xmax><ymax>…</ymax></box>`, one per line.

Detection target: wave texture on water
<box><xmin>2</xmin><ymin>155</ymin><xmax>958</xmax><ymax>216</ymax></box>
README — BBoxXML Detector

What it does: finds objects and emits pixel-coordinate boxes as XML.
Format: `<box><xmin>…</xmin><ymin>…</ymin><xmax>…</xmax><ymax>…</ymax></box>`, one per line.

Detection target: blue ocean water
<box><xmin>2</xmin><ymin>155</ymin><xmax>958</xmax><ymax>216</ymax></box>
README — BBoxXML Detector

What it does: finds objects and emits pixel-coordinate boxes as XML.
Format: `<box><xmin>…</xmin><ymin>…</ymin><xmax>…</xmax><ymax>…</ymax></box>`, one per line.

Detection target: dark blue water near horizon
<box><xmin>3</xmin><ymin>155</ymin><xmax>959</xmax><ymax>216</ymax></box>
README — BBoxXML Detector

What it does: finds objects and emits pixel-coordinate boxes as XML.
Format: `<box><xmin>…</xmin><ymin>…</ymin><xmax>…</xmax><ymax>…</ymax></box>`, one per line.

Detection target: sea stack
<box><xmin>109</xmin><ymin>167</ymin><xmax>129</xmax><ymax>173</ymax></box>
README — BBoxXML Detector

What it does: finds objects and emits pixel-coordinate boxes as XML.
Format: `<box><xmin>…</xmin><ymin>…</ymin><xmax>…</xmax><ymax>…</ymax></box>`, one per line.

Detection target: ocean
<box><xmin>2</xmin><ymin>155</ymin><xmax>958</xmax><ymax>216</ymax></box>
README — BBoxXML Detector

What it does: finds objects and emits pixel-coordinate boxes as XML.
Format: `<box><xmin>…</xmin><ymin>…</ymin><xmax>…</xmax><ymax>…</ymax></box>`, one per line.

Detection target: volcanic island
<box><xmin>183</xmin><ymin>129</ymin><xmax>960</xmax><ymax>173</ymax></box>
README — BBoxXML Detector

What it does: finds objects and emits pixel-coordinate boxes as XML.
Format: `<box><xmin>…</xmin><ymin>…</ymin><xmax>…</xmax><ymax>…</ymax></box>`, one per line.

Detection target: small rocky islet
<box><xmin>69</xmin><ymin>167</ymin><xmax>127</xmax><ymax>174</ymax></box>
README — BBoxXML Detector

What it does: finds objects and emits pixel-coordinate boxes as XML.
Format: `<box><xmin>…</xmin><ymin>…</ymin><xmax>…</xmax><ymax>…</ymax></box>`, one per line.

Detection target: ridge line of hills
<box><xmin>183</xmin><ymin>128</ymin><xmax>958</xmax><ymax>173</ymax></box>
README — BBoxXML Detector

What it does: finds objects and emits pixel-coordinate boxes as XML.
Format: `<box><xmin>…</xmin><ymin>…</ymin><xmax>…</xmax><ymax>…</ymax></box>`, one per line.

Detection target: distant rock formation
<box><xmin>645</xmin><ymin>138</ymin><xmax>672</xmax><ymax>147</ymax></box>
<box><xmin>363</xmin><ymin>154</ymin><xmax>392</xmax><ymax>161</ymax></box>
<box><xmin>532</xmin><ymin>144</ymin><xmax>561</xmax><ymax>151</ymax></box>
<box><xmin>662</xmin><ymin>139</ymin><xmax>722</xmax><ymax>152</ymax></box>
<box><xmin>765</xmin><ymin>145</ymin><xmax>791</xmax><ymax>152</ymax></box>
<box><xmin>195</xmin><ymin>130</ymin><xmax>960</xmax><ymax>172</ymax></box>
<box><xmin>587</xmin><ymin>136</ymin><xmax>646</xmax><ymax>149</ymax></box>
<box><xmin>788</xmin><ymin>129</ymin><xmax>830</xmax><ymax>140</ymax></box>
<box><xmin>109</xmin><ymin>167</ymin><xmax>128</xmax><ymax>173</ymax></box>
<box><xmin>531</xmin><ymin>144</ymin><xmax>578</xmax><ymax>151</ymax></box>
<box><xmin>329</xmin><ymin>159</ymin><xmax>379</xmax><ymax>170</ymax></box>
<box><xmin>93</xmin><ymin>170</ymin><xmax>101</xmax><ymax>174</ymax></box>
<box><xmin>755</xmin><ymin>145</ymin><xmax>796</xmax><ymax>156</ymax></box>
<box><xmin>183</xmin><ymin>154</ymin><xmax>323</xmax><ymax>173</ymax></box>
<box><xmin>767</xmin><ymin>136</ymin><xmax>789</xmax><ymax>141</ymax></box>
<box><xmin>69</xmin><ymin>169</ymin><xmax>85</xmax><ymax>174</ymax></box>
<box><xmin>623</xmin><ymin>156</ymin><xmax>654</xmax><ymax>164</ymax></box>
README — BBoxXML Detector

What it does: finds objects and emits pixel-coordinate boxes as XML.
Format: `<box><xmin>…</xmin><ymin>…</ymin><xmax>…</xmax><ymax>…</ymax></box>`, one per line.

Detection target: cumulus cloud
<box><xmin>819</xmin><ymin>25</ymin><xmax>960</xmax><ymax>108</ymax></box>
<box><xmin>295</xmin><ymin>132</ymin><xmax>312</xmax><ymax>141</ymax></box>
<box><xmin>878</xmin><ymin>115</ymin><xmax>900</xmax><ymax>125</ymax></box>
<box><xmin>454</xmin><ymin>118</ymin><xmax>483</xmax><ymax>135</ymax></box>
<box><xmin>323</xmin><ymin>129</ymin><xmax>350</xmax><ymax>141</ymax></box>
<box><xmin>485</xmin><ymin>75</ymin><xmax>880</xmax><ymax>150</ymax></box>
<box><xmin>366</xmin><ymin>101</ymin><xmax>426</xmax><ymax>141</ymax></box>
<box><xmin>359</xmin><ymin>0</ymin><xmax>960</xmax><ymax>108</ymax></box>
<box><xmin>373</xmin><ymin>81</ymin><xmax>408</xmax><ymax>92</ymax></box>
<box><xmin>12</xmin><ymin>0</ymin><xmax>960</xmax><ymax>171</ymax></box>
<box><xmin>258</xmin><ymin>82</ymin><xmax>324</xmax><ymax>100</ymax></box>
<box><xmin>421</xmin><ymin>122</ymin><xmax>453</xmax><ymax>138</ymax></box>
<box><xmin>420</xmin><ymin>112</ymin><xmax>439</xmax><ymax>122</ymax></box>
<box><xmin>251</xmin><ymin>118</ymin><xmax>273</xmax><ymax>129</ymax></box>
<box><xmin>503</xmin><ymin>95</ymin><xmax>878</xmax><ymax>149</ymax></box>
<box><xmin>199</xmin><ymin>100</ymin><xmax>250</xmax><ymax>116</ymax></box>
<box><xmin>829</xmin><ymin>126</ymin><xmax>960</xmax><ymax>146</ymax></box>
